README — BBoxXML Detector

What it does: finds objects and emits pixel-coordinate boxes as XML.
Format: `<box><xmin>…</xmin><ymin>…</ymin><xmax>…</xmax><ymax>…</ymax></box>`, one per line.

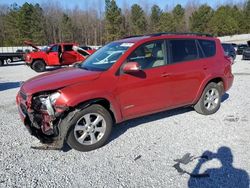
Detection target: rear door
<box><xmin>116</xmin><ymin>40</ymin><xmax>172</xmax><ymax>119</ymax></box>
<box><xmin>164</xmin><ymin>39</ymin><xmax>206</xmax><ymax>107</ymax></box>
<box><xmin>62</xmin><ymin>44</ymin><xmax>78</xmax><ymax>65</ymax></box>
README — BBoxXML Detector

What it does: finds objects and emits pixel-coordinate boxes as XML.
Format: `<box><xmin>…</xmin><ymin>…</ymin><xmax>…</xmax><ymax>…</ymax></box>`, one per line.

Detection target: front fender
<box><xmin>56</xmin><ymin>88</ymin><xmax>123</xmax><ymax>123</ymax></box>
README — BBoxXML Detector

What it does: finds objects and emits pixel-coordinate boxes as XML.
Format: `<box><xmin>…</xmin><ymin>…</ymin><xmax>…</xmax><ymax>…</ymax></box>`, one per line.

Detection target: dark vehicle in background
<box><xmin>231</xmin><ymin>43</ymin><xmax>237</xmax><ymax>51</ymax></box>
<box><xmin>242</xmin><ymin>47</ymin><xmax>250</xmax><ymax>60</ymax></box>
<box><xmin>222</xmin><ymin>43</ymin><xmax>236</xmax><ymax>61</ymax></box>
<box><xmin>0</xmin><ymin>51</ymin><xmax>25</xmax><ymax>66</ymax></box>
<box><xmin>242</xmin><ymin>41</ymin><xmax>250</xmax><ymax>60</ymax></box>
<box><xmin>237</xmin><ymin>44</ymin><xmax>248</xmax><ymax>55</ymax></box>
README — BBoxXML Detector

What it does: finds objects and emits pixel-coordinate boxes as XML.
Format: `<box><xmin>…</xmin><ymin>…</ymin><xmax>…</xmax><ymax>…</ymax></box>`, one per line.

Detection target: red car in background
<box><xmin>24</xmin><ymin>41</ymin><xmax>93</xmax><ymax>72</ymax></box>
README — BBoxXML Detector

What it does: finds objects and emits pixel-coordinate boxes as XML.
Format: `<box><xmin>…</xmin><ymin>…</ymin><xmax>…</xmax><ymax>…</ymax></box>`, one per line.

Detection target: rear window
<box><xmin>169</xmin><ymin>39</ymin><xmax>198</xmax><ymax>63</ymax></box>
<box><xmin>198</xmin><ymin>40</ymin><xmax>216</xmax><ymax>57</ymax></box>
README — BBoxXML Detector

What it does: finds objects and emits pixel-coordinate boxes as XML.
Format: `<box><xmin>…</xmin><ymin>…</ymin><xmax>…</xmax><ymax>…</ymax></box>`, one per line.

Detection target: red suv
<box><xmin>16</xmin><ymin>33</ymin><xmax>234</xmax><ymax>151</ymax></box>
<box><xmin>24</xmin><ymin>42</ymin><xmax>92</xmax><ymax>72</ymax></box>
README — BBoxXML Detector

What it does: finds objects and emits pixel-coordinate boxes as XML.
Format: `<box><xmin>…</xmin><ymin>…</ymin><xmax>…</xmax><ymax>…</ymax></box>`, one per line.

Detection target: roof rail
<box><xmin>147</xmin><ymin>32</ymin><xmax>213</xmax><ymax>37</ymax></box>
<box><xmin>122</xmin><ymin>32</ymin><xmax>213</xmax><ymax>39</ymax></box>
<box><xmin>122</xmin><ymin>35</ymin><xmax>144</xmax><ymax>39</ymax></box>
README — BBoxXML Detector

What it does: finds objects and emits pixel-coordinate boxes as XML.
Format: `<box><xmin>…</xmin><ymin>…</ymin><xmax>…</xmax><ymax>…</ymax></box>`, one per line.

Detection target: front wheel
<box><xmin>194</xmin><ymin>82</ymin><xmax>222</xmax><ymax>115</ymax></box>
<box><xmin>66</xmin><ymin>104</ymin><xmax>113</xmax><ymax>152</ymax></box>
<box><xmin>32</xmin><ymin>60</ymin><xmax>46</xmax><ymax>72</ymax></box>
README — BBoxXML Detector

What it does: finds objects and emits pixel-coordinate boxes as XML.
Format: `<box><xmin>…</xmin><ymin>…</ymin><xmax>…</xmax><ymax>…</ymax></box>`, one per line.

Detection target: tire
<box><xmin>194</xmin><ymin>82</ymin><xmax>222</xmax><ymax>115</ymax></box>
<box><xmin>66</xmin><ymin>104</ymin><xmax>113</xmax><ymax>152</ymax></box>
<box><xmin>0</xmin><ymin>60</ymin><xmax>4</xmax><ymax>66</ymax></box>
<box><xmin>6</xmin><ymin>58</ymin><xmax>12</xmax><ymax>64</ymax></box>
<box><xmin>31</xmin><ymin>60</ymin><xmax>46</xmax><ymax>72</ymax></box>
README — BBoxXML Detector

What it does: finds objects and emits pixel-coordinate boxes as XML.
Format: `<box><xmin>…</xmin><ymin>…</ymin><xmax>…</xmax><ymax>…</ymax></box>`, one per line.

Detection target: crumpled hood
<box><xmin>21</xmin><ymin>67</ymin><xmax>102</xmax><ymax>95</ymax></box>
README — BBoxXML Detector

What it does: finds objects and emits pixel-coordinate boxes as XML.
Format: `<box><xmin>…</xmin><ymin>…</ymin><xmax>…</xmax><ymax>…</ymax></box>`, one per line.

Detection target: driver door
<box><xmin>47</xmin><ymin>45</ymin><xmax>60</xmax><ymax>65</ymax></box>
<box><xmin>116</xmin><ymin>40</ymin><xmax>172</xmax><ymax>119</ymax></box>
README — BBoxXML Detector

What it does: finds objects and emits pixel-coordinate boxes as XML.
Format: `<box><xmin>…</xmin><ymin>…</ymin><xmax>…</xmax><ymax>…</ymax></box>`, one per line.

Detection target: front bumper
<box><xmin>16</xmin><ymin>91</ymin><xmax>56</xmax><ymax>144</ymax></box>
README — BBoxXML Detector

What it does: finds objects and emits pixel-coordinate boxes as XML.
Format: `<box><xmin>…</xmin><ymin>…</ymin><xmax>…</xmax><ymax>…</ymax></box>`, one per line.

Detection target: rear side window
<box><xmin>198</xmin><ymin>40</ymin><xmax>216</xmax><ymax>57</ymax></box>
<box><xmin>168</xmin><ymin>39</ymin><xmax>198</xmax><ymax>63</ymax></box>
<box><xmin>64</xmin><ymin>45</ymin><xmax>73</xmax><ymax>51</ymax></box>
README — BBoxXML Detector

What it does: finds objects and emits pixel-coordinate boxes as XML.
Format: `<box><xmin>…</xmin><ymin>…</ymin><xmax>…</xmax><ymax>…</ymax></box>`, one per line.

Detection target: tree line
<box><xmin>0</xmin><ymin>0</ymin><xmax>249</xmax><ymax>47</ymax></box>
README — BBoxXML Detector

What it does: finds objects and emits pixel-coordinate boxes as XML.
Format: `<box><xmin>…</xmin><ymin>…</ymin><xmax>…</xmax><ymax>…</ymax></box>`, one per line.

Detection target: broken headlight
<box><xmin>33</xmin><ymin>92</ymin><xmax>61</xmax><ymax>116</ymax></box>
<box><xmin>49</xmin><ymin>92</ymin><xmax>61</xmax><ymax>104</ymax></box>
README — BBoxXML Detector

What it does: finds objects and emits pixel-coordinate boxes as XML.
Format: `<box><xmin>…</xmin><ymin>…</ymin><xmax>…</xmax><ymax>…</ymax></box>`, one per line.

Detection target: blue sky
<box><xmin>0</xmin><ymin>0</ymin><xmax>245</xmax><ymax>11</ymax></box>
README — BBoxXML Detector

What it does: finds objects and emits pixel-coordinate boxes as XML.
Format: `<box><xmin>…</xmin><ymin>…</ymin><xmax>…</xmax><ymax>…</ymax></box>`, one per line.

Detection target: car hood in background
<box><xmin>24</xmin><ymin>41</ymin><xmax>40</xmax><ymax>51</ymax></box>
<box><xmin>21</xmin><ymin>68</ymin><xmax>102</xmax><ymax>95</ymax></box>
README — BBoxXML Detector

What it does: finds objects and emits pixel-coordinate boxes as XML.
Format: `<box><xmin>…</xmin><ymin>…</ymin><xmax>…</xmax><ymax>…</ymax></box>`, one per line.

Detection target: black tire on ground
<box><xmin>31</xmin><ymin>60</ymin><xmax>46</xmax><ymax>72</ymax></box>
<box><xmin>194</xmin><ymin>82</ymin><xmax>222</xmax><ymax>115</ymax></box>
<box><xmin>0</xmin><ymin>60</ymin><xmax>4</xmax><ymax>66</ymax></box>
<box><xmin>66</xmin><ymin>104</ymin><xmax>113</xmax><ymax>152</ymax></box>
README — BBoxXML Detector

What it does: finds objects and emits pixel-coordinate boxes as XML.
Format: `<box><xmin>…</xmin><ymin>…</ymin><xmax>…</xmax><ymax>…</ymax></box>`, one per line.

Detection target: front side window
<box><xmin>50</xmin><ymin>45</ymin><xmax>58</xmax><ymax>52</ymax></box>
<box><xmin>169</xmin><ymin>39</ymin><xmax>198</xmax><ymax>63</ymax></box>
<box><xmin>80</xmin><ymin>42</ymin><xmax>133</xmax><ymax>71</ymax></box>
<box><xmin>127</xmin><ymin>40</ymin><xmax>165</xmax><ymax>69</ymax></box>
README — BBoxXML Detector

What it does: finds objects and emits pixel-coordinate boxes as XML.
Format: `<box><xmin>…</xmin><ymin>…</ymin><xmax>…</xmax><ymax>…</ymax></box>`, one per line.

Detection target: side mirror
<box><xmin>123</xmin><ymin>62</ymin><xmax>141</xmax><ymax>73</ymax></box>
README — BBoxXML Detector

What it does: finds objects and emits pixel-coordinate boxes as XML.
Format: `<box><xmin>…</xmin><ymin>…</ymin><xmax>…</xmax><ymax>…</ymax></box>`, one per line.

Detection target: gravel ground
<box><xmin>0</xmin><ymin>58</ymin><xmax>250</xmax><ymax>188</ymax></box>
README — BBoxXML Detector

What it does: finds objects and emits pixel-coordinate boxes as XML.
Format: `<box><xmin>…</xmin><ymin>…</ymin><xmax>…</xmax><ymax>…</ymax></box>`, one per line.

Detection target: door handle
<box><xmin>161</xmin><ymin>73</ymin><xmax>171</xmax><ymax>77</ymax></box>
<box><xmin>203</xmin><ymin>65</ymin><xmax>208</xmax><ymax>70</ymax></box>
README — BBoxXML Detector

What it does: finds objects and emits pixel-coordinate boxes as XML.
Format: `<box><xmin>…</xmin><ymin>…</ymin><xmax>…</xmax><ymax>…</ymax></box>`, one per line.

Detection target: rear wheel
<box><xmin>194</xmin><ymin>82</ymin><xmax>222</xmax><ymax>115</ymax></box>
<box><xmin>66</xmin><ymin>104</ymin><xmax>113</xmax><ymax>152</ymax></box>
<box><xmin>32</xmin><ymin>60</ymin><xmax>46</xmax><ymax>72</ymax></box>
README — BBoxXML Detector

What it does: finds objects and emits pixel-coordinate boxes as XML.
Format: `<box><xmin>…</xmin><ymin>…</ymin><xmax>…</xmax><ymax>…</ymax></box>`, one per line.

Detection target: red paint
<box><xmin>18</xmin><ymin>35</ymin><xmax>234</xmax><ymax>125</ymax></box>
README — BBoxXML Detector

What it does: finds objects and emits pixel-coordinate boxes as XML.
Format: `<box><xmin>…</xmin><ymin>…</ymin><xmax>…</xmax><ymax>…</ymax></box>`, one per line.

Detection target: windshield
<box><xmin>41</xmin><ymin>46</ymin><xmax>50</xmax><ymax>52</ymax></box>
<box><xmin>80</xmin><ymin>42</ymin><xmax>134</xmax><ymax>71</ymax></box>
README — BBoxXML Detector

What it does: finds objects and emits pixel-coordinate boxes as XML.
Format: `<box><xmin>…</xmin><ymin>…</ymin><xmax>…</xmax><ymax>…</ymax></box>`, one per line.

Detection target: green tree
<box><xmin>172</xmin><ymin>4</ymin><xmax>185</xmax><ymax>32</ymax></box>
<box><xmin>30</xmin><ymin>4</ymin><xmax>46</xmax><ymax>44</ymax></box>
<box><xmin>208</xmin><ymin>6</ymin><xmax>238</xmax><ymax>36</ymax></box>
<box><xmin>4</xmin><ymin>3</ymin><xmax>20</xmax><ymax>45</ymax></box>
<box><xmin>157</xmin><ymin>12</ymin><xmax>175</xmax><ymax>32</ymax></box>
<box><xmin>60</xmin><ymin>13</ymin><xmax>73</xmax><ymax>42</ymax></box>
<box><xmin>130</xmin><ymin>4</ymin><xmax>147</xmax><ymax>35</ymax></box>
<box><xmin>104</xmin><ymin>0</ymin><xmax>123</xmax><ymax>42</ymax></box>
<box><xmin>243</xmin><ymin>0</ymin><xmax>250</xmax><ymax>32</ymax></box>
<box><xmin>150</xmin><ymin>5</ymin><xmax>162</xmax><ymax>33</ymax></box>
<box><xmin>189</xmin><ymin>5</ymin><xmax>214</xmax><ymax>33</ymax></box>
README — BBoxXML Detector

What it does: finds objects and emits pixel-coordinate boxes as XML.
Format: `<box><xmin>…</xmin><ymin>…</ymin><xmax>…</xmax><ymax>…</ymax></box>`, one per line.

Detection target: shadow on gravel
<box><xmin>110</xmin><ymin>93</ymin><xmax>230</xmax><ymax>144</ymax></box>
<box><xmin>110</xmin><ymin>107</ymin><xmax>193</xmax><ymax>143</ymax></box>
<box><xmin>188</xmin><ymin>146</ymin><xmax>249</xmax><ymax>188</ymax></box>
<box><xmin>221</xmin><ymin>93</ymin><xmax>229</xmax><ymax>103</ymax></box>
<box><xmin>0</xmin><ymin>82</ymin><xmax>21</xmax><ymax>91</ymax></box>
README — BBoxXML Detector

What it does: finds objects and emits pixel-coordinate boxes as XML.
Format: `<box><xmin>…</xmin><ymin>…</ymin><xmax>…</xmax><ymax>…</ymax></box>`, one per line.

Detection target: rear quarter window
<box><xmin>198</xmin><ymin>40</ymin><xmax>216</xmax><ymax>57</ymax></box>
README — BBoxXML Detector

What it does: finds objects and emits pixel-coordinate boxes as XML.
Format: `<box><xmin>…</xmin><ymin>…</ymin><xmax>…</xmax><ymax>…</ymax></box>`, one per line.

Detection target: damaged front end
<box><xmin>17</xmin><ymin>90</ymin><xmax>69</xmax><ymax>149</ymax></box>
